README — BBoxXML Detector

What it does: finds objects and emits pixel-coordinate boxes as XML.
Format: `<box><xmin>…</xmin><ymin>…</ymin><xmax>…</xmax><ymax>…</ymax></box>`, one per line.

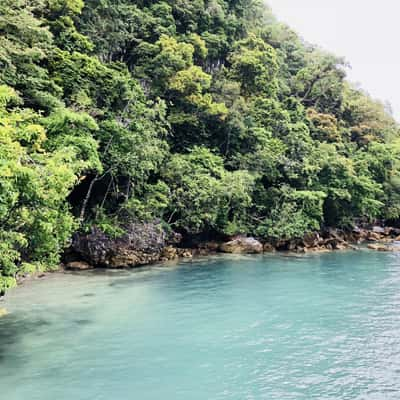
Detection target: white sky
<box><xmin>266</xmin><ymin>0</ymin><xmax>400</xmax><ymax>120</ymax></box>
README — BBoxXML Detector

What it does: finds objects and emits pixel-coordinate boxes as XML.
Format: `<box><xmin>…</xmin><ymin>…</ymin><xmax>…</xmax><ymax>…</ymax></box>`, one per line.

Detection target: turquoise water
<box><xmin>1</xmin><ymin>251</ymin><xmax>400</xmax><ymax>399</ymax></box>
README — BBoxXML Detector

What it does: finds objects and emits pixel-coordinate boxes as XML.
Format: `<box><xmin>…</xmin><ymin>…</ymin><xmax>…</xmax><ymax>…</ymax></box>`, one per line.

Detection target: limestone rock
<box><xmin>368</xmin><ymin>244</ymin><xmax>396</xmax><ymax>252</ymax></box>
<box><xmin>307</xmin><ymin>246</ymin><xmax>331</xmax><ymax>253</ymax></box>
<box><xmin>367</xmin><ymin>232</ymin><xmax>382</xmax><ymax>242</ymax></box>
<box><xmin>263</xmin><ymin>243</ymin><xmax>275</xmax><ymax>252</ymax></box>
<box><xmin>177</xmin><ymin>249</ymin><xmax>193</xmax><ymax>258</ymax></box>
<box><xmin>72</xmin><ymin>223</ymin><xmax>168</xmax><ymax>268</ymax></box>
<box><xmin>161</xmin><ymin>246</ymin><xmax>178</xmax><ymax>261</ymax></box>
<box><xmin>220</xmin><ymin>237</ymin><xmax>263</xmax><ymax>254</ymax></box>
<box><xmin>109</xmin><ymin>251</ymin><xmax>141</xmax><ymax>268</ymax></box>
<box><xmin>66</xmin><ymin>261</ymin><xmax>93</xmax><ymax>271</ymax></box>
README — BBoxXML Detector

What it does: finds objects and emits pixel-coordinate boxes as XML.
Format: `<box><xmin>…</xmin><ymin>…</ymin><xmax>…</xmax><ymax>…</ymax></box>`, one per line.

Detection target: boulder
<box><xmin>109</xmin><ymin>251</ymin><xmax>141</xmax><ymax>268</ymax></box>
<box><xmin>275</xmin><ymin>240</ymin><xmax>289</xmax><ymax>251</ymax></box>
<box><xmin>161</xmin><ymin>246</ymin><xmax>178</xmax><ymax>261</ymax></box>
<box><xmin>384</xmin><ymin>227</ymin><xmax>395</xmax><ymax>236</ymax></box>
<box><xmin>322</xmin><ymin>236</ymin><xmax>349</xmax><ymax>250</ymax></box>
<box><xmin>352</xmin><ymin>227</ymin><xmax>368</xmax><ymax>242</ymax></box>
<box><xmin>335</xmin><ymin>243</ymin><xmax>349</xmax><ymax>251</ymax></box>
<box><xmin>324</xmin><ymin>228</ymin><xmax>343</xmax><ymax>240</ymax></box>
<box><xmin>263</xmin><ymin>242</ymin><xmax>275</xmax><ymax>252</ymax></box>
<box><xmin>201</xmin><ymin>241</ymin><xmax>221</xmax><ymax>252</ymax></box>
<box><xmin>368</xmin><ymin>244</ymin><xmax>396</xmax><ymax>252</ymax></box>
<box><xmin>372</xmin><ymin>226</ymin><xmax>386</xmax><ymax>234</ymax></box>
<box><xmin>167</xmin><ymin>231</ymin><xmax>183</xmax><ymax>245</ymax></box>
<box><xmin>195</xmin><ymin>248</ymin><xmax>211</xmax><ymax>256</ymax></box>
<box><xmin>367</xmin><ymin>231</ymin><xmax>382</xmax><ymax>242</ymax></box>
<box><xmin>220</xmin><ymin>237</ymin><xmax>263</xmax><ymax>254</ymax></box>
<box><xmin>66</xmin><ymin>261</ymin><xmax>93</xmax><ymax>271</ymax></box>
<box><xmin>390</xmin><ymin>228</ymin><xmax>400</xmax><ymax>236</ymax></box>
<box><xmin>72</xmin><ymin>223</ymin><xmax>168</xmax><ymax>268</ymax></box>
<box><xmin>302</xmin><ymin>232</ymin><xmax>321</xmax><ymax>248</ymax></box>
<box><xmin>177</xmin><ymin>249</ymin><xmax>193</xmax><ymax>258</ymax></box>
<box><xmin>308</xmin><ymin>246</ymin><xmax>331</xmax><ymax>253</ymax></box>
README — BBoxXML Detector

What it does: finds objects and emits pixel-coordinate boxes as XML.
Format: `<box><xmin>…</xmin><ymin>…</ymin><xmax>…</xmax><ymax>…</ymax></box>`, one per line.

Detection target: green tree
<box><xmin>0</xmin><ymin>86</ymin><xmax>91</xmax><ymax>292</ymax></box>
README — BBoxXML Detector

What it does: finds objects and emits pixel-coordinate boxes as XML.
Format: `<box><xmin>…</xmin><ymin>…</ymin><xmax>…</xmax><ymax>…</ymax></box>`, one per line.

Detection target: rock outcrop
<box><xmin>72</xmin><ymin>223</ymin><xmax>180</xmax><ymax>268</ymax></box>
<box><xmin>68</xmin><ymin>222</ymin><xmax>400</xmax><ymax>271</ymax></box>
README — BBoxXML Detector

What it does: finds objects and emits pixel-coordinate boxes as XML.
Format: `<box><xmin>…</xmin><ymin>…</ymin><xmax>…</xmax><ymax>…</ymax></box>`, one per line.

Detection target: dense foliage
<box><xmin>1</xmin><ymin>0</ymin><xmax>400</xmax><ymax>291</ymax></box>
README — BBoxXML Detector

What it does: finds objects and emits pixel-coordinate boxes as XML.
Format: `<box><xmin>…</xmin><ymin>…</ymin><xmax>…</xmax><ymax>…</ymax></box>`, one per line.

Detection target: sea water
<box><xmin>1</xmin><ymin>250</ymin><xmax>400</xmax><ymax>399</ymax></box>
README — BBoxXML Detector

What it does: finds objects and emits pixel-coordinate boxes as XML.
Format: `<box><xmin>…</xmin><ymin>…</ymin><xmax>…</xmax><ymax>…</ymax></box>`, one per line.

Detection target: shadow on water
<box><xmin>0</xmin><ymin>314</ymin><xmax>51</xmax><ymax>362</ymax></box>
<box><xmin>0</xmin><ymin>311</ymin><xmax>94</xmax><ymax>367</ymax></box>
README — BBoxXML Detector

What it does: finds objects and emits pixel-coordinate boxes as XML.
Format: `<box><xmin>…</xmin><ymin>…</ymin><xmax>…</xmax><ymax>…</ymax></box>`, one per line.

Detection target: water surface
<box><xmin>1</xmin><ymin>251</ymin><xmax>400</xmax><ymax>399</ymax></box>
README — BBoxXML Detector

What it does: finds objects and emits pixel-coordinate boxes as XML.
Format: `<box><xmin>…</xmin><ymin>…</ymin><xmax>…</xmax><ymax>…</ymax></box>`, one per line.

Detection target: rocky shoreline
<box><xmin>62</xmin><ymin>224</ymin><xmax>400</xmax><ymax>271</ymax></box>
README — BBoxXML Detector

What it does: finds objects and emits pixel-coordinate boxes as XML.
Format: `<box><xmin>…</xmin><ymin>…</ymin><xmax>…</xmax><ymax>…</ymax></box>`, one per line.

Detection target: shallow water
<box><xmin>1</xmin><ymin>251</ymin><xmax>400</xmax><ymax>399</ymax></box>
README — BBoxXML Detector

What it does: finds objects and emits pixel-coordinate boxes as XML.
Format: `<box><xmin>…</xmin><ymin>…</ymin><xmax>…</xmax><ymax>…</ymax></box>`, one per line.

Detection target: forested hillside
<box><xmin>1</xmin><ymin>0</ymin><xmax>400</xmax><ymax>292</ymax></box>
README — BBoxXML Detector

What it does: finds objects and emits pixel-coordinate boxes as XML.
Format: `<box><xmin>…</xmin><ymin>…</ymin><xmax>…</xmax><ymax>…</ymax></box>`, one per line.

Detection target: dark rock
<box><xmin>72</xmin><ymin>223</ymin><xmax>168</xmax><ymax>268</ymax></box>
<box><xmin>275</xmin><ymin>240</ymin><xmax>289</xmax><ymax>251</ymax></box>
<box><xmin>390</xmin><ymin>228</ymin><xmax>400</xmax><ymax>236</ymax></box>
<box><xmin>167</xmin><ymin>231</ymin><xmax>182</xmax><ymax>245</ymax></box>
<box><xmin>344</xmin><ymin>232</ymin><xmax>361</xmax><ymax>243</ymax></box>
<box><xmin>201</xmin><ymin>241</ymin><xmax>221</xmax><ymax>252</ymax></box>
<box><xmin>302</xmin><ymin>232</ymin><xmax>321</xmax><ymax>248</ymax></box>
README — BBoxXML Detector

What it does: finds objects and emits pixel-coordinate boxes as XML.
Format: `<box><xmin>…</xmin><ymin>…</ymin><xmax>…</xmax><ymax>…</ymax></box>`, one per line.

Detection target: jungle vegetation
<box><xmin>1</xmin><ymin>0</ymin><xmax>400</xmax><ymax>292</ymax></box>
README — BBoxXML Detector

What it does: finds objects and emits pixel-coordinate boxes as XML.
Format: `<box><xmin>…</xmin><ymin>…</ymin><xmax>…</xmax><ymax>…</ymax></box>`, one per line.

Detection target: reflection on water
<box><xmin>1</xmin><ymin>251</ymin><xmax>400</xmax><ymax>399</ymax></box>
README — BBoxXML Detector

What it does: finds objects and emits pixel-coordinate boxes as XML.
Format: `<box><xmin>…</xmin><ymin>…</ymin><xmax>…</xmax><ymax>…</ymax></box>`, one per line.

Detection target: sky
<box><xmin>266</xmin><ymin>0</ymin><xmax>400</xmax><ymax>120</ymax></box>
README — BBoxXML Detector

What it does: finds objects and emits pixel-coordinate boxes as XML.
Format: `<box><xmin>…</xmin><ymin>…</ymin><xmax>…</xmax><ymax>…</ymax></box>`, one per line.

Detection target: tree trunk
<box><xmin>79</xmin><ymin>174</ymin><xmax>98</xmax><ymax>224</ymax></box>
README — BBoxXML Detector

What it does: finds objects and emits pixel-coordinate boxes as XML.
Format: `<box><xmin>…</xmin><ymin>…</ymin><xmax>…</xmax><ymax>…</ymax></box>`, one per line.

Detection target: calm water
<box><xmin>1</xmin><ymin>251</ymin><xmax>400</xmax><ymax>399</ymax></box>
